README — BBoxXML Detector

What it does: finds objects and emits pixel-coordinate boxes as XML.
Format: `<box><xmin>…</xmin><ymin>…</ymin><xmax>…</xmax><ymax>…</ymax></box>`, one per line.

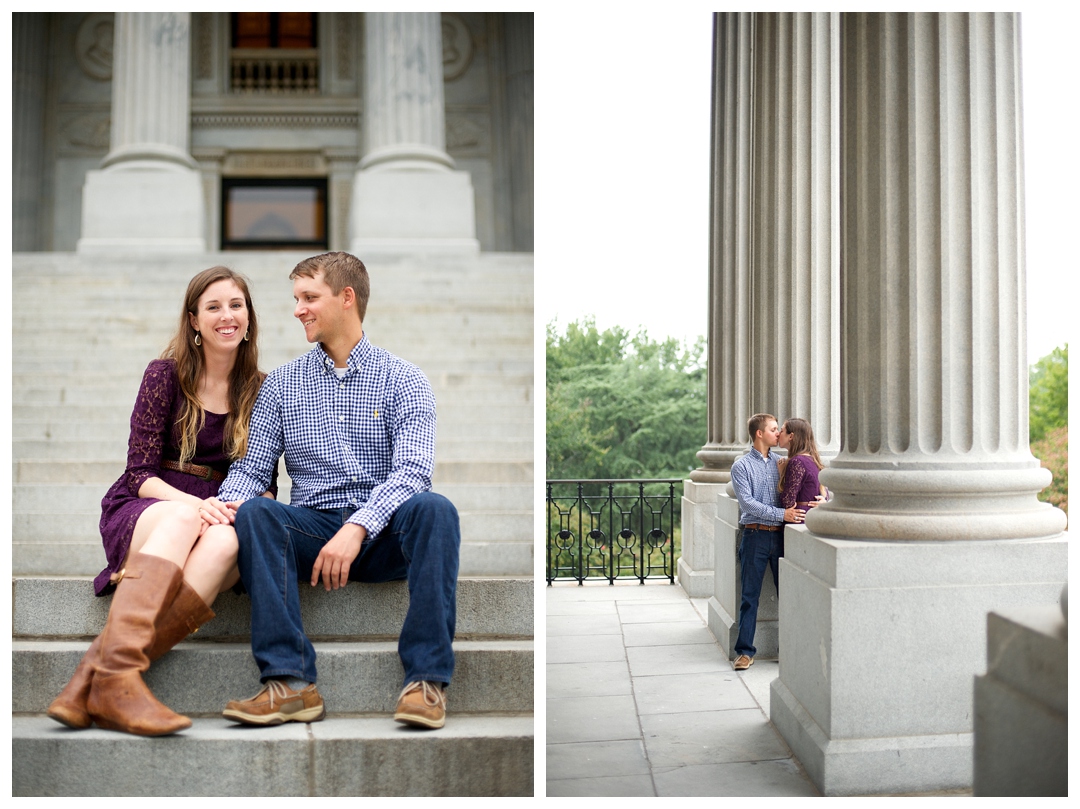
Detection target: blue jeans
<box><xmin>734</xmin><ymin>527</ymin><xmax>783</xmax><ymax>658</ymax></box>
<box><xmin>234</xmin><ymin>492</ymin><xmax>460</xmax><ymax>687</ymax></box>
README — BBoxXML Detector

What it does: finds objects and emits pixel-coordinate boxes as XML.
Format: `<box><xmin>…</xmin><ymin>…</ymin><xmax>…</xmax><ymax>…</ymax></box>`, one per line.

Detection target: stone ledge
<box><xmin>12</xmin><ymin>714</ymin><xmax>534</xmax><ymax>796</ymax></box>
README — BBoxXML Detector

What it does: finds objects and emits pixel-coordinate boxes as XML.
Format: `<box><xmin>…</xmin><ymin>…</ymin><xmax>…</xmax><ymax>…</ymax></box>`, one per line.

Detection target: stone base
<box><xmin>705</xmin><ymin>491</ymin><xmax>778</xmax><ymax>660</ymax></box>
<box><xmin>973</xmin><ymin>606</ymin><xmax>1067</xmax><ymax>796</ymax></box>
<box><xmin>770</xmin><ymin>527</ymin><xmax>1067</xmax><ymax>796</ymax></box>
<box><xmin>77</xmin><ymin>166</ymin><xmax>206</xmax><ymax>253</ymax></box>
<box><xmin>349</xmin><ymin>169</ymin><xmax>479</xmax><ymax>253</ymax></box>
<box><xmin>677</xmin><ymin>480</ymin><xmax>725</xmax><ymax>597</ymax></box>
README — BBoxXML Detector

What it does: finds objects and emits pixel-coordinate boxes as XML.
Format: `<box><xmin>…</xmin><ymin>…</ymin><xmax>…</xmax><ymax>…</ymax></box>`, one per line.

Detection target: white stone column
<box><xmin>350</xmin><ymin>12</ymin><xmax>478</xmax><ymax>253</ymax></box>
<box><xmin>13</xmin><ymin>13</ymin><xmax>49</xmax><ymax>252</ymax></box>
<box><xmin>78</xmin><ymin>12</ymin><xmax>206</xmax><ymax>252</ymax></box>
<box><xmin>699</xmin><ymin>12</ymin><xmax>840</xmax><ymax>653</ymax></box>
<box><xmin>682</xmin><ymin>13</ymin><xmax>754</xmax><ymax>600</ymax></box>
<box><xmin>771</xmin><ymin>13</ymin><xmax>1068</xmax><ymax>795</ymax></box>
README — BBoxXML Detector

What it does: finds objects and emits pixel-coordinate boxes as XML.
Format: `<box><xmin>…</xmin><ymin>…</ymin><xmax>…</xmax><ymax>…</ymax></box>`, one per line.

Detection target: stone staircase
<box><xmin>13</xmin><ymin>579</ymin><xmax>533</xmax><ymax>796</ymax></box>
<box><xmin>11</xmin><ymin>251</ymin><xmax>535</xmax><ymax>796</ymax></box>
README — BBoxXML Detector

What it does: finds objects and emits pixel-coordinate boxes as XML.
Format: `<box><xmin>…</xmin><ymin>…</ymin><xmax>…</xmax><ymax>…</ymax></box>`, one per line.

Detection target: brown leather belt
<box><xmin>741</xmin><ymin>523</ymin><xmax>781</xmax><ymax>532</ymax></box>
<box><xmin>161</xmin><ymin>459</ymin><xmax>226</xmax><ymax>483</ymax></box>
<box><xmin>796</xmin><ymin>502</ymin><xmax>817</xmax><ymax>509</ymax></box>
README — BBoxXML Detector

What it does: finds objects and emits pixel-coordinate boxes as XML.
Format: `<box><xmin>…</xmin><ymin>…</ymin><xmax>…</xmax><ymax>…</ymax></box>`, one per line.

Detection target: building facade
<box><xmin>13</xmin><ymin>12</ymin><xmax>533</xmax><ymax>255</ymax></box>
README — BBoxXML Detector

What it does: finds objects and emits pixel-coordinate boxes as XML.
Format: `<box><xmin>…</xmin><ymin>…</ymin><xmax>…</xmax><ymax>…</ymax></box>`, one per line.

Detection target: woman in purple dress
<box><xmin>48</xmin><ymin>266</ymin><xmax>271</xmax><ymax>736</ymax></box>
<box><xmin>778</xmin><ymin>417</ymin><xmax>827</xmax><ymax>521</ymax></box>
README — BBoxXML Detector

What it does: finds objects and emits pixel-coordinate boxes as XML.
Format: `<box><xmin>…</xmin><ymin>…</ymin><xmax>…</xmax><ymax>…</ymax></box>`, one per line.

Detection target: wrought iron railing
<box><xmin>230</xmin><ymin>48</ymin><xmax>319</xmax><ymax>93</ymax></box>
<box><xmin>547</xmin><ymin>479</ymin><xmax>679</xmax><ymax>585</ymax></box>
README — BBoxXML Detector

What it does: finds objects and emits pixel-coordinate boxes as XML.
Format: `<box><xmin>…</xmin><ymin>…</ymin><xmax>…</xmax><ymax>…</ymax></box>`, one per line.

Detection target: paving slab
<box><xmin>546</xmin><ymin>613</ymin><xmax>623</xmax><ymax>637</ymax></box>
<box><xmin>626</xmin><ymin>642</ymin><xmax>731</xmax><ymax>677</ymax></box>
<box><xmin>653</xmin><ymin>759</ymin><xmax>819</xmax><ymax>797</ymax></box>
<box><xmin>639</xmin><ymin>708</ymin><xmax>792</xmax><ymax>768</ymax></box>
<box><xmin>545</xmin><ymin>739</ymin><xmax>651</xmax><ymax>781</ymax></box>
<box><xmin>546</xmin><ymin>660</ymin><xmax>631</xmax><ymax>699</ymax></box>
<box><xmin>547</xmin><ymin>774</ymin><xmax>657</xmax><ymax>797</ymax></box>
<box><xmin>547</xmin><ymin>695</ymin><xmax>641</xmax><ymax>745</ymax></box>
<box><xmin>617</xmin><ymin>600</ymin><xmax>703</xmax><ymax>624</ymax></box>
<box><xmin>633</xmin><ymin>671</ymin><xmax>759</xmax><ymax>716</ymax></box>
<box><xmin>546</xmin><ymin>633</ymin><xmax>626</xmax><ymax>665</ymax></box>
<box><xmin>622</xmin><ymin>619</ymin><xmax>716</xmax><ymax>647</ymax></box>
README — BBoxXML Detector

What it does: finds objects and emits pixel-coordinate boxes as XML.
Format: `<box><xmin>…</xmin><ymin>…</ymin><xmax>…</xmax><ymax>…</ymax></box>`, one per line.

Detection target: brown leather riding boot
<box><xmin>85</xmin><ymin>553</ymin><xmax>193</xmax><ymax>736</ymax></box>
<box><xmin>47</xmin><ymin>577</ymin><xmax>216</xmax><ymax>729</ymax></box>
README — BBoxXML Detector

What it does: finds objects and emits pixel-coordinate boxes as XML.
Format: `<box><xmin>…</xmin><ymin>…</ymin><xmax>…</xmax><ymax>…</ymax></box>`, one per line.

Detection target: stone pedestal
<box><xmin>705</xmin><ymin>490</ymin><xmax>779</xmax><ymax>660</ymax></box>
<box><xmin>770</xmin><ymin>527</ymin><xmax>1067</xmax><ymax>795</ymax></box>
<box><xmin>350</xmin><ymin>12</ymin><xmax>478</xmax><ymax>253</ymax></box>
<box><xmin>973</xmin><ymin>605</ymin><xmax>1068</xmax><ymax>796</ymax></box>
<box><xmin>78</xmin><ymin>13</ymin><xmax>205</xmax><ymax>253</ymax></box>
<box><xmin>678</xmin><ymin>480</ymin><xmax>723</xmax><ymax>597</ymax></box>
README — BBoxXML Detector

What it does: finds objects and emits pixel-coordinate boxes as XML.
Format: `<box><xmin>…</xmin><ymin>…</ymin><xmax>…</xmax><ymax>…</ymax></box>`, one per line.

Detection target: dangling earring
<box><xmin>243</xmin><ymin>331</ymin><xmax>250</xmax><ymax>342</ymax></box>
<box><xmin>194</xmin><ymin>332</ymin><xmax>202</xmax><ymax>346</ymax></box>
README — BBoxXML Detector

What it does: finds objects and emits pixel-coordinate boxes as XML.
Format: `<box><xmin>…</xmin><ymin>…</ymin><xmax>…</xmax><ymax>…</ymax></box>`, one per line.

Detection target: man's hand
<box><xmin>311</xmin><ymin>523</ymin><xmax>367</xmax><ymax>591</ymax></box>
<box><xmin>784</xmin><ymin>506</ymin><xmax>805</xmax><ymax>523</ymax></box>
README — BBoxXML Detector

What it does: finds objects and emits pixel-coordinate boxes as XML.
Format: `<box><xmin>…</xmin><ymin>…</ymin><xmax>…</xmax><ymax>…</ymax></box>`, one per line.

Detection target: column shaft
<box><xmin>691</xmin><ymin>12</ymin><xmax>754</xmax><ymax>484</ymax></box>
<box><xmin>103</xmin><ymin>12</ymin><xmax>196</xmax><ymax>169</ymax></box>
<box><xmin>13</xmin><ymin>13</ymin><xmax>49</xmax><ymax>252</ymax></box>
<box><xmin>78</xmin><ymin>12</ymin><xmax>205</xmax><ymax>252</ymax></box>
<box><xmin>360</xmin><ymin>12</ymin><xmax>453</xmax><ymax>172</ymax></box>
<box><xmin>350</xmin><ymin>12</ymin><xmax>478</xmax><ymax>251</ymax></box>
<box><xmin>808</xmin><ymin>12</ymin><xmax>1065</xmax><ymax>540</ymax></box>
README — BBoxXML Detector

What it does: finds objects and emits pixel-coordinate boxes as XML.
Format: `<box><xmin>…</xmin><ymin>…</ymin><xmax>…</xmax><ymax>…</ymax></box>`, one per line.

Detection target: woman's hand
<box><xmin>198</xmin><ymin>497</ymin><xmax>236</xmax><ymax>527</ymax></box>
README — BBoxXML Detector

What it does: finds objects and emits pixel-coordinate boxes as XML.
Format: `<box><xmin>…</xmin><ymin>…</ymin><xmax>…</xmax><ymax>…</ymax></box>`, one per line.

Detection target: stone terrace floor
<box><xmin>546</xmin><ymin>580</ymin><xmax>972</xmax><ymax>797</ymax></box>
<box><xmin>546</xmin><ymin>580</ymin><xmax>818</xmax><ymax>797</ymax></box>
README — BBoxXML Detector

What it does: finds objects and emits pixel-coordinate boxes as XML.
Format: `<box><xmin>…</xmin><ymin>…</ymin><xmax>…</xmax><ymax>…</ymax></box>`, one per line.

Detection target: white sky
<box><xmin>535</xmin><ymin>10</ymin><xmax>1077</xmax><ymax>367</ymax></box>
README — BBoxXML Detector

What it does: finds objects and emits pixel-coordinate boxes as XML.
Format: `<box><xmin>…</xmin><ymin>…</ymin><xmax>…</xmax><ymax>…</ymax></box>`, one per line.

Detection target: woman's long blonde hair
<box><xmin>779</xmin><ymin>417</ymin><xmax>824</xmax><ymax>492</ymax></box>
<box><xmin>160</xmin><ymin>267</ymin><xmax>263</xmax><ymax>463</ymax></box>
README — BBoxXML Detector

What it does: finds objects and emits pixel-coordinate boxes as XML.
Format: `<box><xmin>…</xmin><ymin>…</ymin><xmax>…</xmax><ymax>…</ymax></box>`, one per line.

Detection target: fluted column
<box><xmin>681</xmin><ymin>13</ymin><xmax>753</xmax><ymax>600</ymax></box>
<box><xmin>504</xmin><ymin>12</ymin><xmax>534</xmax><ymax>252</ymax></box>
<box><xmin>360</xmin><ymin>12</ymin><xmax>453</xmax><ymax>172</ymax></box>
<box><xmin>690</xmin><ymin>12</ymin><xmax>754</xmax><ymax>486</ymax></box>
<box><xmin>13</xmin><ymin>13</ymin><xmax>49</xmax><ymax>252</ymax></box>
<box><xmin>103</xmin><ymin>12</ymin><xmax>197</xmax><ymax>170</ymax></box>
<box><xmin>807</xmin><ymin>12</ymin><xmax>1065</xmax><ymax>541</ymax></box>
<box><xmin>771</xmin><ymin>14</ymin><xmax>1067</xmax><ymax>795</ymax></box>
<box><xmin>78</xmin><ymin>12</ymin><xmax>205</xmax><ymax>252</ymax></box>
<box><xmin>350</xmin><ymin>12</ymin><xmax>478</xmax><ymax>252</ymax></box>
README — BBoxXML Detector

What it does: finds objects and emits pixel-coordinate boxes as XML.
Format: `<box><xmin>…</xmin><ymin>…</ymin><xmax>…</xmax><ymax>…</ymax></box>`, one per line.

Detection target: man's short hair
<box><xmin>290</xmin><ymin>251</ymin><xmax>370</xmax><ymax>323</ymax></box>
<box><xmin>747</xmin><ymin>413</ymin><xmax>776</xmax><ymax>442</ymax></box>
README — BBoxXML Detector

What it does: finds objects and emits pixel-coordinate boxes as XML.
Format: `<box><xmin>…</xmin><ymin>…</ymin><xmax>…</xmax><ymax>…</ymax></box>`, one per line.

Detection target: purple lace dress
<box><xmin>779</xmin><ymin>454</ymin><xmax>822</xmax><ymax>520</ymax></box>
<box><xmin>96</xmin><ymin>359</ymin><xmax>234</xmax><ymax>595</ymax></box>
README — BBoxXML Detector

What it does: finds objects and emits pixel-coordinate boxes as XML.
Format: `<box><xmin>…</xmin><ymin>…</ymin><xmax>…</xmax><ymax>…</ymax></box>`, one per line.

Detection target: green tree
<box><xmin>1029</xmin><ymin>344</ymin><xmax>1067</xmax><ymax>443</ymax></box>
<box><xmin>1028</xmin><ymin>344</ymin><xmax>1068</xmax><ymax>514</ymax></box>
<box><xmin>546</xmin><ymin>317</ymin><xmax>706</xmax><ymax>480</ymax></box>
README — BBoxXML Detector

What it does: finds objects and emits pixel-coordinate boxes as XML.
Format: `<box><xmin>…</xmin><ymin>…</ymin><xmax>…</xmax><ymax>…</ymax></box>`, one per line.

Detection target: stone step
<box><xmin>14</xmin><ymin>382</ymin><xmax>534</xmax><ymax>408</ymax></box>
<box><xmin>13</xmin><ymin>576</ymin><xmax>532</xmax><ymax>639</ymax></box>
<box><xmin>11</xmin><ymin>416</ymin><xmax>533</xmax><ymax>444</ymax></box>
<box><xmin>13</xmin><ymin>368</ymin><xmax>534</xmax><ymax>391</ymax></box>
<box><xmin>13</xmin><ymin>356</ymin><xmax>535</xmax><ymax>376</ymax></box>
<box><xmin>13</xmin><ymin>401</ymin><xmax>532</xmax><ymax>424</ymax></box>
<box><xmin>12</xmin><ymin>509</ymin><xmax>531</xmax><ymax>546</ymax></box>
<box><xmin>11</xmin><ymin>714</ymin><xmax>533</xmax><ymax>797</ymax></box>
<box><xmin>8</xmin><ymin>479</ymin><xmax>531</xmax><ymax>511</ymax></box>
<box><xmin>14</xmin><ymin>458</ymin><xmax>534</xmax><ymax>485</ymax></box>
<box><xmin>12</xmin><ymin>537</ymin><xmax>533</xmax><ymax>578</ymax></box>
<box><xmin>12</xmin><ymin>437</ymin><xmax>533</xmax><ymax>462</ymax></box>
<box><xmin>13</xmin><ymin>639</ymin><xmax>532</xmax><ymax>715</ymax></box>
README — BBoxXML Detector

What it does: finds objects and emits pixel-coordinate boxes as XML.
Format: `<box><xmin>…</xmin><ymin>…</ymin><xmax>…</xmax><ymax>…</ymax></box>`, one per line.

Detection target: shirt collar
<box><xmin>748</xmin><ymin>446</ymin><xmax>774</xmax><ymax>464</ymax></box>
<box><xmin>314</xmin><ymin>334</ymin><xmax>371</xmax><ymax>374</ymax></box>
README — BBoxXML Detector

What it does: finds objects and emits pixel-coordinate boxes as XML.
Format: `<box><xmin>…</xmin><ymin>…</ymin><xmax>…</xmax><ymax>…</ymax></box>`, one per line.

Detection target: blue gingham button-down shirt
<box><xmin>219</xmin><ymin>335</ymin><xmax>436</xmax><ymax>539</ymax></box>
<box><xmin>729</xmin><ymin>447</ymin><xmax>784</xmax><ymax>526</ymax></box>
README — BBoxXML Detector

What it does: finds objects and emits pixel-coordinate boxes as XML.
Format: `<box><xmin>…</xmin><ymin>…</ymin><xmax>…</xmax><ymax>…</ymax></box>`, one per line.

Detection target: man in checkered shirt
<box><xmin>217</xmin><ymin>251</ymin><xmax>460</xmax><ymax>730</ymax></box>
<box><xmin>728</xmin><ymin>413</ymin><xmax>808</xmax><ymax>673</ymax></box>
